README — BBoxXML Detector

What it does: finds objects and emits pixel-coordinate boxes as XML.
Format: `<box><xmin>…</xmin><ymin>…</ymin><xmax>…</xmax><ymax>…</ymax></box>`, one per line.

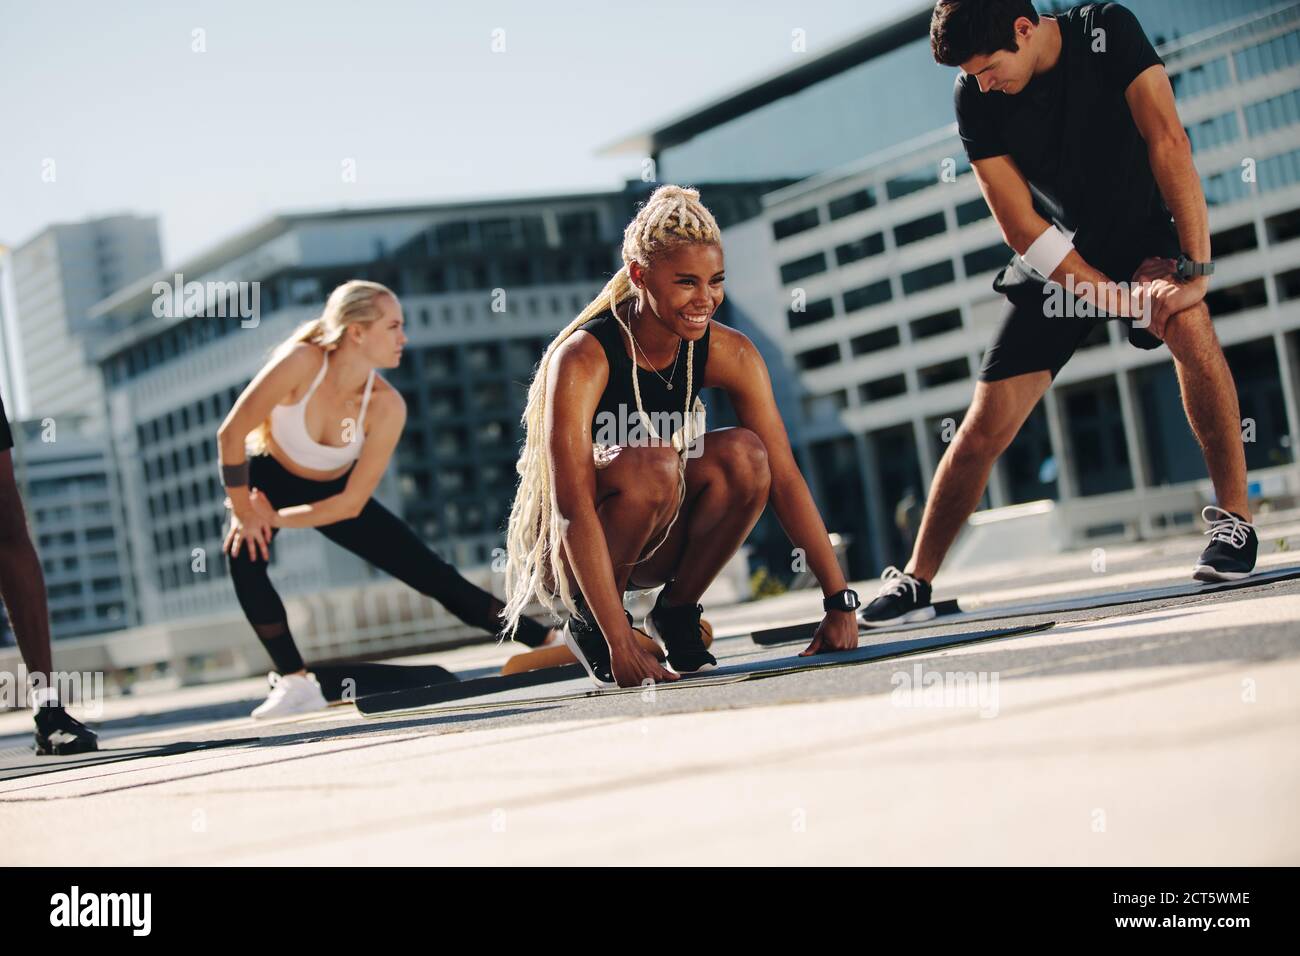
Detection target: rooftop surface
<box><xmin>2</xmin><ymin>515</ymin><xmax>1299</xmax><ymax>865</ymax></box>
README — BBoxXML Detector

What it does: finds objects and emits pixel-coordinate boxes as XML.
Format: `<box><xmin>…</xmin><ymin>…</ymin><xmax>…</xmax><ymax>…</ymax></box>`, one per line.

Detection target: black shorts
<box><xmin>979</xmin><ymin>218</ymin><xmax>1182</xmax><ymax>383</ymax></box>
<box><xmin>0</xmin><ymin>391</ymin><xmax>13</xmax><ymax>452</ymax></box>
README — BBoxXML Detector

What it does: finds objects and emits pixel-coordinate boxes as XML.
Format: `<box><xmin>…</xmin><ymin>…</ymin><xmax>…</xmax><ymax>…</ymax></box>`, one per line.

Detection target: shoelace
<box><xmin>1202</xmin><ymin>506</ymin><xmax>1254</xmax><ymax>550</ymax></box>
<box><xmin>874</xmin><ymin>566</ymin><xmax>921</xmax><ymax>600</ymax></box>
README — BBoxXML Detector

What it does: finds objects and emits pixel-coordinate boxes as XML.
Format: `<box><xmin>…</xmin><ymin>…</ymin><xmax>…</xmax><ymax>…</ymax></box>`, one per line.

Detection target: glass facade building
<box><xmin>610</xmin><ymin>0</ymin><xmax>1300</xmax><ymax>578</ymax></box>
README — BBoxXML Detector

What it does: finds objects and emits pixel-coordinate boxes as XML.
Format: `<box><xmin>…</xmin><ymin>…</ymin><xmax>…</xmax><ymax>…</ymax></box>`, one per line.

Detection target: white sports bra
<box><xmin>269</xmin><ymin>350</ymin><xmax>375</xmax><ymax>471</ymax></box>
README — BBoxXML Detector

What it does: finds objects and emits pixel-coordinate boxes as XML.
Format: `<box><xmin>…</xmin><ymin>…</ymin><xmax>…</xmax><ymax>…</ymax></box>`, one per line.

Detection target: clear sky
<box><xmin>1</xmin><ymin>0</ymin><xmax>923</xmax><ymax>265</ymax></box>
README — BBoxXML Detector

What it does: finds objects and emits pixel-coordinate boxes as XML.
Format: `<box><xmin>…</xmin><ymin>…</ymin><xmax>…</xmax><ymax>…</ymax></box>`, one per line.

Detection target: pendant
<box><xmin>666</xmin><ymin>383</ymin><xmax>673</xmax><ymax>390</ymax></box>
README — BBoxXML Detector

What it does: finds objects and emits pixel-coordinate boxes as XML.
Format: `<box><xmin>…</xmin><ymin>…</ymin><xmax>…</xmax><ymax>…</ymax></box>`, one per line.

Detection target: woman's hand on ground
<box><xmin>799</xmin><ymin>610</ymin><xmax>859</xmax><ymax>656</ymax></box>
<box><xmin>610</xmin><ymin>633</ymin><xmax>679</xmax><ymax>687</ymax></box>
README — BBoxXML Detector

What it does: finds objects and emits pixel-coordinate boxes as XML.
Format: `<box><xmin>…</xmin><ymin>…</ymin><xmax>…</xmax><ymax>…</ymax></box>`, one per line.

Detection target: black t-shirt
<box><xmin>954</xmin><ymin>2</ymin><xmax>1168</xmax><ymax>262</ymax></box>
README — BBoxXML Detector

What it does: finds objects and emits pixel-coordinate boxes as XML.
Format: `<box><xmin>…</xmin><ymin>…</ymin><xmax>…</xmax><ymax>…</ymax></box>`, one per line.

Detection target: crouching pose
<box><xmin>500</xmin><ymin>185</ymin><xmax>861</xmax><ymax>688</ymax></box>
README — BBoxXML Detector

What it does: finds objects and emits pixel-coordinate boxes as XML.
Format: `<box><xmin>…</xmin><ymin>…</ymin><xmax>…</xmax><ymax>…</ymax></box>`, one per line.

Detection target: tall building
<box><xmin>90</xmin><ymin>194</ymin><xmax>631</xmax><ymax>629</ymax></box>
<box><xmin>605</xmin><ymin>0</ymin><xmax>1300</xmax><ymax>576</ymax></box>
<box><xmin>8</xmin><ymin>214</ymin><xmax>162</xmax><ymax>428</ymax></box>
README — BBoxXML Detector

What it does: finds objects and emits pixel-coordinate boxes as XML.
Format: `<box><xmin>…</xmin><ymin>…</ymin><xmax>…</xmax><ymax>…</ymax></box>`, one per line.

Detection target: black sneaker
<box><xmin>858</xmin><ymin>567</ymin><xmax>936</xmax><ymax>628</ymax></box>
<box><xmin>1193</xmin><ymin>506</ymin><xmax>1258</xmax><ymax>582</ymax></box>
<box><xmin>34</xmin><ymin>706</ymin><xmax>99</xmax><ymax>756</ymax></box>
<box><xmin>562</xmin><ymin>602</ymin><xmax>620</xmax><ymax>689</ymax></box>
<box><xmin>644</xmin><ymin>593</ymin><xmax>716</xmax><ymax>674</ymax></box>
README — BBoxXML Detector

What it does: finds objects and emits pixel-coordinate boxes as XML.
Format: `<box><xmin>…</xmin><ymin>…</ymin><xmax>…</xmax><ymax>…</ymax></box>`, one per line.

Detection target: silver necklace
<box><xmin>626</xmin><ymin>299</ymin><xmax>681</xmax><ymax>390</ymax></box>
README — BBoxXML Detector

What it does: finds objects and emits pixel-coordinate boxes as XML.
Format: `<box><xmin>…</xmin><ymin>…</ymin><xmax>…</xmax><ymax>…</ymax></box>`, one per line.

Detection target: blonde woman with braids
<box><xmin>217</xmin><ymin>280</ymin><xmax>558</xmax><ymax>719</ymax></box>
<box><xmin>502</xmin><ymin>185</ymin><xmax>860</xmax><ymax>688</ymax></box>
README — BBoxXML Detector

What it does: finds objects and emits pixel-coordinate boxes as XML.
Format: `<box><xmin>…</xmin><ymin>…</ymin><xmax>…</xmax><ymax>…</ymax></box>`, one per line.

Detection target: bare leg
<box><xmin>0</xmin><ymin>450</ymin><xmax>53</xmax><ymax>680</ymax></box>
<box><xmin>1163</xmin><ymin>301</ymin><xmax>1251</xmax><ymax>520</ymax></box>
<box><xmin>905</xmin><ymin>371</ymin><xmax>1052</xmax><ymax>582</ymax></box>
<box><xmin>632</xmin><ymin>428</ymin><xmax>771</xmax><ymax>604</ymax></box>
<box><xmin>559</xmin><ymin>444</ymin><xmax>684</xmax><ymax>596</ymax></box>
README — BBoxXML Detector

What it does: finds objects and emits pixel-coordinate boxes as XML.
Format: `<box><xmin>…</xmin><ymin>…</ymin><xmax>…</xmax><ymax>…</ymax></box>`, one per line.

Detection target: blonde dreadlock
<box><xmin>500</xmin><ymin>184</ymin><xmax>723</xmax><ymax>638</ymax></box>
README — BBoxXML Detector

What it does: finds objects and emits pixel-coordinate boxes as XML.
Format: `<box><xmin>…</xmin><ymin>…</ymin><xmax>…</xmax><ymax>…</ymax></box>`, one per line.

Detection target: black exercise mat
<box><xmin>0</xmin><ymin>738</ymin><xmax>258</xmax><ymax>783</ymax></box>
<box><xmin>310</xmin><ymin>662</ymin><xmax>458</xmax><ymax>702</ymax></box>
<box><xmin>754</xmin><ymin>598</ymin><xmax>963</xmax><ymax>645</ymax></box>
<box><xmin>751</xmin><ymin>564</ymin><xmax>1300</xmax><ymax>646</ymax></box>
<box><xmin>358</xmin><ymin>621</ymin><xmax>1054</xmax><ymax>717</ymax></box>
<box><xmin>355</xmin><ymin>664</ymin><xmax>585</xmax><ymax>714</ymax></box>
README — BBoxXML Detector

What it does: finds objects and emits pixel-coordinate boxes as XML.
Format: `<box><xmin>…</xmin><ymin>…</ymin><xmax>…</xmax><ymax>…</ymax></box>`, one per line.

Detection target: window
<box><xmin>1202</xmin><ymin>168</ymin><xmax>1251</xmax><ymax>206</ymax></box>
<box><xmin>1062</xmin><ymin>378</ymin><xmax>1133</xmax><ymax>496</ymax></box>
<box><xmin>909</xmin><ymin>309</ymin><xmax>962</xmax><ymax>339</ymax></box>
<box><xmin>859</xmin><ymin>374</ymin><xmax>907</xmax><ymax>401</ymax></box>
<box><xmin>796</xmin><ymin>344</ymin><xmax>841</xmax><ymax>371</ymax></box>
<box><xmin>918</xmin><ymin>357</ymin><xmax>970</xmax><ymax>389</ymax></box>
<box><xmin>851</xmin><ymin>326</ymin><xmax>901</xmax><ymax>356</ymax></box>
<box><xmin>1276</xmin><ymin>266</ymin><xmax>1300</xmax><ymax>301</ymax></box>
<box><xmin>1244</xmin><ymin>87</ymin><xmax>1300</xmax><ymax>137</ymax></box>
<box><xmin>1170</xmin><ymin>57</ymin><xmax>1230</xmax><ymax>100</ymax></box>
<box><xmin>829</xmin><ymin>187</ymin><xmax>876</xmax><ymax>221</ymax></box>
<box><xmin>780</xmin><ymin>252</ymin><xmax>828</xmax><ymax>284</ymax></box>
<box><xmin>835</xmin><ymin>232</ymin><xmax>885</xmax><ymax>266</ymax></box>
<box><xmin>843</xmin><ymin>278</ymin><xmax>892</xmax><ymax>313</ymax></box>
<box><xmin>558</xmin><ymin>210</ymin><xmax>600</xmax><ymax>244</ymax></box>
<box><xmin>1211</xmin><ymin>222</ymin><xmax>1258</xmax><ymax>257</ymax></box>
<box><xmin>901</xmin><ymin>259</ymin><xmax>955</xmax><ymax>295</ymax></box>
<box><xmin>1184</xmin><ymin>111</ymin><xmax>1239</xmax><ymax>153</ymax></box>
<box><xmin>773</xmin><ymin>208</ymin><xmax>820</xmax><ymax>240</ymax></box>
<box><xmin>894</xmin><ymin>212</ymin><xmax>946</xmax><ymax>247</ymax></box>
<box><xmin>1234</xmin><ymin>30</ymin><xmax>1300</xmax><ymax>84</ymax></box>
<box><xmin>963</xmin><ymin>242</ymin><xmax>1013</xmax><ymax>276</ymax></box>
<box><xmin>1266</xmin><ymin>207</ymin><xmax>1300</xmax><ymax>244</ymax></box>
<box><xmin>886</xmin><ymin>162</ymin><xmax>938</xmax><ymax>200</ymax></box>
<box><xmin>1204</xmin><ymin>278</ymin><xmax>1268</xmax><ymax>318</ymax></box>
<box><xmin>787</xmin><ymin>297</ymin><xmax>835</xmax><ymax>331</ymax></box>
<box><xmin>1260</xmin><ymin>148</ymin><xmax>1300</xmax><ymax>193</ymax></box>
<box><xmin>955</xmin><ymin>197</ymin><xmax>992</xmax><ymax>227</ymax></box>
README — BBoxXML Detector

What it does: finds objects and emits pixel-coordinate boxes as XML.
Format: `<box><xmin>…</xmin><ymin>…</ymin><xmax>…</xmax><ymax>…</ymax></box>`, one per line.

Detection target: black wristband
<box><xmin>220</xmin><ymin>460</ymin><xmax>250</xmax><ymax>487</ymax></box>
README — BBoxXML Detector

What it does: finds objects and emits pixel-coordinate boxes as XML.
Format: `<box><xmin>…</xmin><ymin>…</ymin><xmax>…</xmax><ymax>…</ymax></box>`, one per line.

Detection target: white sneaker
<box><xmin>250</xmin><ymin>672</ymin><xmax>328</xmax><ymax>720</ymax></box>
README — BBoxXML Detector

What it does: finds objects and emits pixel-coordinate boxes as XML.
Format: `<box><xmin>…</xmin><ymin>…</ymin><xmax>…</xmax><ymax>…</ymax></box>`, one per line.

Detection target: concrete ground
<box><xmin>2</xmin><ymin>516</ymin><xmax>1299</xmax><ymax>865</ymax></box>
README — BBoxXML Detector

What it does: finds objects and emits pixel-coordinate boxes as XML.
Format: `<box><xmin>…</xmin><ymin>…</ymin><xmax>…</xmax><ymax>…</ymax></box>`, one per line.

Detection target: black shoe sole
<box><xmin>34</xmin><ymin>738</ymin><xmax>99</xmax><ymax>757</ymax></box>
<box><xmin>1192</xmin><ymin>564</ymin><xmax>1253</xmax><ymax>583</ymax></box>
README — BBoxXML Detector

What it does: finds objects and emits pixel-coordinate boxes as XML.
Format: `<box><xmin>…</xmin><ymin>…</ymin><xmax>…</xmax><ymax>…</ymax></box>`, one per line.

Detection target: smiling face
<box><xmin>629</xmin><ymin>242</ymin><xmax>725</xmax><ymax>342</ymax></box>
<box><xmin>960</xmin><ymin>15</ymin><xmax>1039</xmax><ymax>95</ymax></box>
<box><xmin>348</xmin><ymin>293</ymin><xmax>407</xmax><ymax>368</ymax></box>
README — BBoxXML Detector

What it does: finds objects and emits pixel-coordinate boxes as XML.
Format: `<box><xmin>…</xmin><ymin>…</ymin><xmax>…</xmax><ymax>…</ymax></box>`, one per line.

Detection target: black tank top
<box><xmin>577</xmin><ymin>308</ymin><xmax>710</xmax><ymax>444</ymax></box>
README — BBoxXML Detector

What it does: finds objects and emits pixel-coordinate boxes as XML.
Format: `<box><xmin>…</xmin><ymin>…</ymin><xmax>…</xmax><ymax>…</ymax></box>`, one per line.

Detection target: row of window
<box><xmin>785</xmin><ymin>243</ymin><xmax>1010</xmax><ymax>332</ymax></box>
<box><xmin>775</xmin><ymin>161</ymin><xmax>975</xmax><ymax>244</ymax></box>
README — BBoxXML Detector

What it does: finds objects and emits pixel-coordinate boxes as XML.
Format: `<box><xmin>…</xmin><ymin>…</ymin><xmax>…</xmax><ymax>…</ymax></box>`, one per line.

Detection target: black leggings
<box><xmin>227</xmin><ymin>454</ymin><xmax>551</xmax><ymax>675</ymax></box>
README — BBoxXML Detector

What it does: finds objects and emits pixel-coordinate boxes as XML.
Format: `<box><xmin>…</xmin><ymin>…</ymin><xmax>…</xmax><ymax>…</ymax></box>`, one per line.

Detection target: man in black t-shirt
<box><xmin>0</xmin><ymin>390</ymin><xmax>98</xmax><ymax>754</ymax></box>
<box><xmin>859</xmin><ymin>0</ymin><xmax>1257</xmax><ymax>628</ymax></box>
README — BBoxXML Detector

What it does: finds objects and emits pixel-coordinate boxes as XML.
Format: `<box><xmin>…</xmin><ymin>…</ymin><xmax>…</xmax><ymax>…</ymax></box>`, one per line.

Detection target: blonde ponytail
<box><xmin>245</xmin><ymin>279</ymin><xmax>395</xmax><ymax>456</ymax></box>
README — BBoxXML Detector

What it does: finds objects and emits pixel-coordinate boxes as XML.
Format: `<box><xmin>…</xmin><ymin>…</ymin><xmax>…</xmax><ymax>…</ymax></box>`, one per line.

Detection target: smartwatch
<box><xmin>823</xmin><ymin>589</ymin><xmax>861</xmax><ymax>613</ymax></box>
<box><xmin>1175</xmin><ymin>254</ymin><xmax>1214</xmax><ymax>280</ymax></box>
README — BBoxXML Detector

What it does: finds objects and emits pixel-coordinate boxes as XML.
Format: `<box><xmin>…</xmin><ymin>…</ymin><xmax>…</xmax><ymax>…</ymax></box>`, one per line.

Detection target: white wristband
<box><xmin>1020</xmin><ymin>225</ymin><xmax>1074</xmax><ymax>281</ymax></box>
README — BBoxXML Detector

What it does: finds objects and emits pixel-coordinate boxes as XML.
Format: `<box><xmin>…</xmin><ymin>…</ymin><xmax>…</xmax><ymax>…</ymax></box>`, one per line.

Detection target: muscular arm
<box><xmin>705</xmin><ymin>326</ymin><xmax>848</xmax><ymax>599</ymax></box>
<box><xmin>545</xmin><ymin>335</ymin><xmax>634</xmax><ymax>650</ymax></box>
<box><xmin>971</xmin><ymin>155</ymin><xmax>1142</xmax><ymax>317</ymax></box>
<box><xmin>1127</xmin><ymin>64</ymin><xmax>1210</xmax><ymax>270</ymax></box>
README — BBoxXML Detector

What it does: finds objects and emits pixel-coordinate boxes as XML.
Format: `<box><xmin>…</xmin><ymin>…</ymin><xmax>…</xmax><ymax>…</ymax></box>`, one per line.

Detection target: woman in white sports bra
<box><xmin>216</xmin><ymin>280</ymin><xmax>559</xmax><ymax>720</ymax></box>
